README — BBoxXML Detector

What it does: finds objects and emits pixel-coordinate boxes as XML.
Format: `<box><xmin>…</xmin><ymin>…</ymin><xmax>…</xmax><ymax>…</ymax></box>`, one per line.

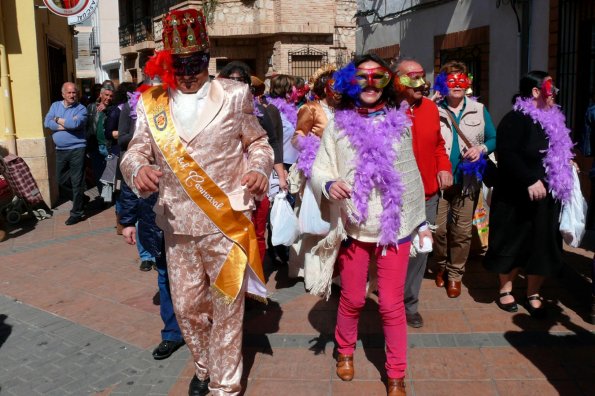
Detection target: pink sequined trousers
<box><xmin>165</xmin><ymin>232</ymin><xmax>246</xmax><ymax>395</ymax></box>
<box><xmin>335</xmin><ymin>239</ymin><xmax>411</xmax><ymax>379</ymax></box>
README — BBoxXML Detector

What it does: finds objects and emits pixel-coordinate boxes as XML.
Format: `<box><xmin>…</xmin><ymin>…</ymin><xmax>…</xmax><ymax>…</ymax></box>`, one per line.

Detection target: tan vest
<box><xmin>438</xmin><ymin>99</ymin><xmax>486</xmax><ymax>155</ymax></box>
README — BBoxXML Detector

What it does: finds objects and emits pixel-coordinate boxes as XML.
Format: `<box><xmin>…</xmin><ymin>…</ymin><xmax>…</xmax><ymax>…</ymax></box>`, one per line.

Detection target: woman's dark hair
<box><xmin>519</xmin><ymin>70</ymin><xmax>550</xmax><ymax>98</ymax></box>
<box><xmin>337</xmin><ymin>53</ymin><xmax>396</xmax><ymax>109</ymax></box>
<box><xmin>269</xmin><ymin>74</ymin><xmax>295</xmax><ymax>98</ymax></box>
<box><xmin>312</xmin><ymin>70</ymin><xmax>334</xmax><ymax>99</ymax></box>
<box><xmin>218</xmin><ymin>61</ymin><xmax>252</xmax><ymax>85</ymax></box>
<box><xmin>112</xmin><ymin>82</ymin><xmax>136</xmax><ymax>106</ymax></box>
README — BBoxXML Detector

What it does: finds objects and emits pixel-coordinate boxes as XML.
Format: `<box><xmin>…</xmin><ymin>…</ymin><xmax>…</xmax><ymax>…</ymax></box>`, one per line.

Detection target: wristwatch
<box><xmin>54</xmin><ymin>116</ymin><xmax>59</xmax><ymax>123</ymax></box>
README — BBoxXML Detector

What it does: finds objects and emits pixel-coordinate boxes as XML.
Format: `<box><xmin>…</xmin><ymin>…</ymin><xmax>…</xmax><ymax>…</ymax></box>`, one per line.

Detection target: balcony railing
<box><xmin>119</xmin><ymin>17</ymin><xmax>153</xmax><ymax>48</ymax></box>
<box><xmin>119</xmin><ymin>24</ymin><xmax>133</xmax><ymax>47</ymax></box>
<box><xmin>134</xmin><ymin>17</ymin><xmax>154</xmax><ymax>44</ymax></box>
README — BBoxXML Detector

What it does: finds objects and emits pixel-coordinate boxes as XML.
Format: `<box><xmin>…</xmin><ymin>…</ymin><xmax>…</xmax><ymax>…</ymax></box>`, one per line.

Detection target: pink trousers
<box><xmin>335</xmin><ymin>238</ymin><xmax>411</xmax><ymax>379</ymax></box>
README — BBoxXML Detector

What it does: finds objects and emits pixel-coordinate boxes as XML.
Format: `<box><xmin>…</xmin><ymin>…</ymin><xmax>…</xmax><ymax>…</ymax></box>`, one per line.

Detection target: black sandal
<box><xmin>496</xmin><ymin>291</ymin><xmax>518</xmax><ymax>312</ymax></box>
<box><xmin>525</xmin><ymin>294</ymin><xmax>546</xmax><ymax>318</ymax></box>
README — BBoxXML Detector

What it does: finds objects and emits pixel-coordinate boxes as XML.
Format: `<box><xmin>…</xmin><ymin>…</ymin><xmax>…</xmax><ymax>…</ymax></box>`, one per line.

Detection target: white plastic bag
<box><xmin>298</xmin><ymin>182</ymin><xmax>330</xmax><ymax>235</ymax></box>
<box><xmin>559</xmin><ymin>167</ymin><xmax>587</xmax><ymax>248</ymax></box>
<box><xmin>270</xmin><ymin>191</ymin><xmax>300</xmax><ymax>246</ymax></box>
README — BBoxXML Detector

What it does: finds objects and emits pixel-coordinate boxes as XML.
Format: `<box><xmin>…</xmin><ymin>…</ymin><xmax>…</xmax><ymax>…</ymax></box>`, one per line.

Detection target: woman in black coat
<box><xmin>484</xmin><ymin>70</ymin><xmax>574</xmax><ymax>318</ymax></box>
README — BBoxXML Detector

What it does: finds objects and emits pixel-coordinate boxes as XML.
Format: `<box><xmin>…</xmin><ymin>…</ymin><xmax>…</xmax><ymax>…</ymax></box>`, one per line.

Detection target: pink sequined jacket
<box><xmin>120</xmin><ymin>79</ymin><xmax>274</xmax><ymax>237</ymax></box>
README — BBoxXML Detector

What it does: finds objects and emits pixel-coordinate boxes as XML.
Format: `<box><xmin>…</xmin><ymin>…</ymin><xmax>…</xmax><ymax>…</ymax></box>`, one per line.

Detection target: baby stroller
<box><xmin>0</xmin><ymin>154</ymin><xmax>51</xmax><ymax>225</ymax></box>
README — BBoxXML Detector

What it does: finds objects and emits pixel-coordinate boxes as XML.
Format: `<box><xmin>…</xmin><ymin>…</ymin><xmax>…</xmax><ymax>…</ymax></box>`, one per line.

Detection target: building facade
<box><xmin>356</xmin><ymin>0</ymin><xmax>594</xmax><ymax>131</ymax></box>
<box><xmin>118</xmin><ymin>0</ymin><xmax>357</xmax><ymax>82</ymax></box>
<box><xmin>0</xmin><ymin>0</ymin><xmax>76</xmax><ymax>205</ymax></box>
<box><xmin>356</xmin><ymin>0</ymin><xmax>595</xmax><ymax>189</ymax></box>
<box><xmin>75</xmin><ymin>0</ymin><xmax>122</xmax><ymax>100</ymax></box>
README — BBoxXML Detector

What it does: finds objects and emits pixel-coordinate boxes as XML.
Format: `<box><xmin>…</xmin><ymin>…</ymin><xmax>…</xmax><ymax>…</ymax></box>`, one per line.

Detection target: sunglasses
<box><xmin>354</xmin><ymin>67</ymin><xmax>392</xmax><ymax>89</ymax></box>
<box><xmin>173</xmin><ymin>53</ymin><xmax>210</xmax><ymax>76</ymax></box>
<box><xmin>227</xmin><ymin>76</ymin><xmax>245</xmax><ymax>82</ymax></box>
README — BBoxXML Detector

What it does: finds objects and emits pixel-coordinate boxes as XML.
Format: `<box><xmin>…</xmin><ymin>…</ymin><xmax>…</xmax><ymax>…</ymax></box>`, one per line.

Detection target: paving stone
<box><xmin>1</xmin><ymin>203</ymin><xmax>594</xmax><ymax>395</ymax></box>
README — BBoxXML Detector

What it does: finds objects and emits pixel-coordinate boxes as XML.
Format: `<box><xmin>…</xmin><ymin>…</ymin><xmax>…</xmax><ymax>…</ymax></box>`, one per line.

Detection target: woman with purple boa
<box><xmin>484</xmin><ymin>71</ymin><xmax>574</xmax><ymax>319</ymax></box>
<box><xmin>287</xmin><ymin>65</ymin><xmax>337</xmax><ymax>289</ymax></box>
<box><xmin>310</xmin><ymin>54</ymin><xmax>429</xmax><ymax>396</ymax></box>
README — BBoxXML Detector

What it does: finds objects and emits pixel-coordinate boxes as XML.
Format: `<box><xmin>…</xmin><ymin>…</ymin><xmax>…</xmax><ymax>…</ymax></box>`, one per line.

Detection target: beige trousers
<box><xmin>434</xmin><ymin>186</ymin><xmax>478</xmax><ymax>282</ymax></box>
<box><xmin>165</xmin><ymin>232</ymin><xmax>245</xmax><ymax>396</ymax></box>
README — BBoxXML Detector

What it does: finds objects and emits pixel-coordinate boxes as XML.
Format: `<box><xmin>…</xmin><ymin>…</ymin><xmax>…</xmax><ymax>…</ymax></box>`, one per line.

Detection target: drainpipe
<box><xmin>0</xmin><ymin>4</ymin><xmax>17</xmax><ymax>155</ymax></box>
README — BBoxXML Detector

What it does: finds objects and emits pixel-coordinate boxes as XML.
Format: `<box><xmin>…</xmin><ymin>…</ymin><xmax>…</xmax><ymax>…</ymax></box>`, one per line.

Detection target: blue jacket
<box><xmin>44</xmin><ymin>101</ymin><xmax>88</xmax><ymax>150</ymax></box>
<box><xmin>118</xmin><ymin>181</ymin><xmax>163</xmax><ymax>259</ymax></box>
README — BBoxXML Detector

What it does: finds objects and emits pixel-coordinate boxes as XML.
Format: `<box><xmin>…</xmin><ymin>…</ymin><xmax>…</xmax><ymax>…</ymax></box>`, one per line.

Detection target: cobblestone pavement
<box><xmin>0</xmin><ymin>195</ymin><xmax>594</xmax><ymax>395</ymax></box>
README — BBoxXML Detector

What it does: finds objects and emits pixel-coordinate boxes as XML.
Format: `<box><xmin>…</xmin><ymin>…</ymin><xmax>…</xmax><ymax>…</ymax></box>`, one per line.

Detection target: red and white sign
<box><xmin>43</xmin><ymin>0</ymin><xmax>99</xmax><ymax>25</ymax></box>
<box><xmin>43</xmin><ymin>0</ymin><xmax>90</xmax><ymax>17</ymax></box>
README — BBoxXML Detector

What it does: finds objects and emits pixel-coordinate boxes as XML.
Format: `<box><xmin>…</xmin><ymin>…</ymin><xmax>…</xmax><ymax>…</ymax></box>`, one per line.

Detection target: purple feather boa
<box><xmin>127</xmin><ymin>91</ymin><xmax>141</xmax><ymax>120</ymax></box>
<box><xmin>334</xmin><ymin>102</ymin><xmax>412</xmax><ymax>246</ymax></box>
<box><xmin>513</xmin><ymin>96</ymin><xmax>574</xmax><ymax>203</ymax></box>
<box><xmin>266</xmin><ymin>96</ymin><xmax>298</xmax><ymax>128</ymax></box>
<box><xmin>253</xmin><ymin>97</ymin><xmax>263</xmax><ymax>117</ymax></box>
<box><xmin>296</xmin><ymin>134</ymin><xmax>321</xmax><ymax>179</ymax></box>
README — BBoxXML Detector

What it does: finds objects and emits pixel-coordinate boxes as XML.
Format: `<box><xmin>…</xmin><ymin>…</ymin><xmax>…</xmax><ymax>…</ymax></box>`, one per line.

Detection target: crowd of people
<box><xmin>39</xmin><ymin>7</ymin><xmax>584</xmax><ymax>396</ymax></box>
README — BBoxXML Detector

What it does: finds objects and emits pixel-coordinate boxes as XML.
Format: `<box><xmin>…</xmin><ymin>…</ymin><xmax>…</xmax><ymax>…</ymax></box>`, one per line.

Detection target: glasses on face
<box><xmin>446</xmin><ymin>73</ymin><xmax>470</xmax><ymax>89</ymax></box>
<box><xmin>354</xmin><ymin>67</ymin><xmax>392</xmax><ymax>89</ymax></box>
<box><xmin>398</xmin><ymin>70</ymin><xmax>426</xmax><ymax>88</ymax></box>
<box><xmin>173</xmin><ymin>53</ymin><xmax>210</xmax><ymax>76</ymax></box>
<box><xmin>227</xmin><ymin>76</ymin><xmax>244</xmax><ymax>82</ymax></box>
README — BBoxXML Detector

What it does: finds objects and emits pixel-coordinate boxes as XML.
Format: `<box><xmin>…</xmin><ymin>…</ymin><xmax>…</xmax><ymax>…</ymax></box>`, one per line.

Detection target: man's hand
<box><xmin>97</xmin><ymin>103</ymin><xmax>106</xmax><ymax>112</ymax></box>
<box><xmin>134</xmin><ymin>166</ymin><xmax>163</xmax><ymax>193</ymax></box>
<box><xmin>122</xmin><ymin>226</ymin><xmax>136</xmax><ymax>245</ymax></box>
<box><xmin>462</xmin><ymin>146</ymin><xmax>484</xmax><ymax>162</ymax></box>
<box><xmin>418</xmin><ymin>227</ymin><xmax>433</xmax><ymax>249</ymax></box>
<box><xmin>437</xmin><ymin>170</ymin><xmax>453</xmax><ymax>190</ymax></box>
<box><xmin>241</xmin><ymin>171</ymin><xmax>269</xmax><ymax>195</ymax></box>
<box><xmin>329</xmin><ymin>180</ymin><xmax>351</xmax><ymax>200</ymax></box>
<box><xmin>528</xmin><ymin>180</ymin><xmax>547</xmax><ymax>201</ymax></box>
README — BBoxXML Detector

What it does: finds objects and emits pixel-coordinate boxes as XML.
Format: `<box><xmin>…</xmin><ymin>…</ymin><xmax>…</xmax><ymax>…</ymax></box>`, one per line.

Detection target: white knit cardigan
<box><xmin>309</xmin><ymin>115</ymin><xmax>426</xmax><ymax>299</ymax></box>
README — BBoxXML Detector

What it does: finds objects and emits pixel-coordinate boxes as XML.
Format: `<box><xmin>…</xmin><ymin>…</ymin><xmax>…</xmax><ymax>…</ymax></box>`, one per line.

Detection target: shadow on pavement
<box><xmin>504</xmin><ymin>304</ymin><xmax>595</xmax><ymax>395</ymax></box>
<box><xmin>241</xmin><ymin>298</ymin><xmax>282</xmax><ymax>395</ymax></box>
<box><xmin>0</xmin><ymin>314</ymin><xmax>12</xmax><ymax>350</ymax></box>
<box><xmin>307</xmin><ymin>287</ymin><xmax>387</xmax><ymax>381</ymax></box>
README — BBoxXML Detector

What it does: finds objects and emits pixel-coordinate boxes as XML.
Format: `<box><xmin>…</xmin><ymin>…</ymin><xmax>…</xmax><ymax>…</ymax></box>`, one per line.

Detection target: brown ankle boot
<box><xmin>387</xmin><ymin>377</ymin><xmax>406</xmax><ymax>396</ymax></box>
<box><xmin>435</xmin><ymin>268</ymin><xmax>445</xmax><ymax>287</ymax></box>
<box><xmin>336</xmin><ymin>353</ymin><xmax>354</xmax><ymax>381</ymax></box>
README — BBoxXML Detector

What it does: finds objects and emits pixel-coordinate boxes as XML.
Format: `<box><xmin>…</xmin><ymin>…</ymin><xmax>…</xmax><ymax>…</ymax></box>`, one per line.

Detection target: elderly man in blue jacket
<box><xmin>44</xmin><ymin>82</ymin><xmax>88</xmax><ymax>225</ymax></box>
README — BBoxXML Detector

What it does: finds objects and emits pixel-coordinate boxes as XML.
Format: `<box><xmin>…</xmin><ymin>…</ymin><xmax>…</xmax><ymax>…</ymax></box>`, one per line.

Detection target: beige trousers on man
<box><xmin>433</xmin><ymin>186</ymin><xmax>478</xmax><ymax>282</ymax></box>
<box><xmin>165</xmin><ymin>232</ymin><xmax>245</xmax><ymax>396</ymax></box>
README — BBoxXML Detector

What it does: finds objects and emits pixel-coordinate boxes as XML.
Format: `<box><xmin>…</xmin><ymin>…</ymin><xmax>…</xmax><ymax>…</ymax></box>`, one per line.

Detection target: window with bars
<box><xmin>288</xmin><ymin>47</ymin><xmax>328</xmax><ymax>81</ymax></box>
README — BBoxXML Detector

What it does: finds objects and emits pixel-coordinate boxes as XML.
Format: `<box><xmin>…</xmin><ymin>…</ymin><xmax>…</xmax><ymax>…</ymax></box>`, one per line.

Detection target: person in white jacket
<box><xmin>310</xmin><ymin>54</ymin><xmax>430</xmax><ymax>396</ymax></box>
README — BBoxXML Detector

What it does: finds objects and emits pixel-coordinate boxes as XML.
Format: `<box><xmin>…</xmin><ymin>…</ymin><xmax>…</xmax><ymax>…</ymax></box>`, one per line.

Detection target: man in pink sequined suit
<box><xmin>120</xmin><ymin>9</ymin><xmax>273</xmax><ymax>396</ymax></box>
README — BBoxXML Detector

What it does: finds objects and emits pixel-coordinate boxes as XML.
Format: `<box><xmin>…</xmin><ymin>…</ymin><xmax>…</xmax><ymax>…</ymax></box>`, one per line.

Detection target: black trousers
<box><xmin>56</xmin><ymin>147</ymin><xmax>86</xmax><ymax>218</ymax></box>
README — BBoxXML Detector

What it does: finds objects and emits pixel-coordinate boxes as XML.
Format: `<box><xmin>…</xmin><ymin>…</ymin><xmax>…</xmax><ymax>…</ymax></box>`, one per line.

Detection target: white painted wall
<box><xmin>356</xmin><ymin>0</ymin><xmax>551</xmax><ymax>124</ymax></box>
<box><xmin>97</xmin><ymin>0</ymin><xmax>121</xmax><ymax>81</ymax></box>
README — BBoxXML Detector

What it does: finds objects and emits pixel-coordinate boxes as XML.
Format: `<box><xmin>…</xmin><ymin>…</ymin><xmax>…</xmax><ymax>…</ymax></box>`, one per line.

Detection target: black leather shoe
<box><xmin>139</xmin><ymin>260</ymin><xmax>154</xmax><ymax>271</ymax></box>
<box><xmin>152</xmin><ymin>340</ymin><xmax>185</xmax><ymax>360</ymax></box>
<box><xmin>189</xmin><ymin>375</ymin><xmax>210</xmax><ymax>396</ymax></box>
<box><xmin>406</xmin><ymin>312</ymin><xmax>424</xmax><ymax>328</ymax></box>
<box><xmin>496</xmin><ymin>291</ymin><xmax>518</xmax><ymax>313</ymax></box>
<box><xmin>65</xmin><ymin>215</ymin><xmax>84</xmax><ymax>226</ymax></box>
<box><xmin>525</xmin><ymin>294</ymin><xmax>546</xmax><ymax>319</ymax></box>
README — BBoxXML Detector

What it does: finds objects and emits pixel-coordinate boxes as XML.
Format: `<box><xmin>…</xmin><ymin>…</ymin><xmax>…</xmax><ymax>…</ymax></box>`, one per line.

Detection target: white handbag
<box><xmin>559</xmin><ymin>167</ymin><xmax>587</xmax><ymax>248</ymax></box>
